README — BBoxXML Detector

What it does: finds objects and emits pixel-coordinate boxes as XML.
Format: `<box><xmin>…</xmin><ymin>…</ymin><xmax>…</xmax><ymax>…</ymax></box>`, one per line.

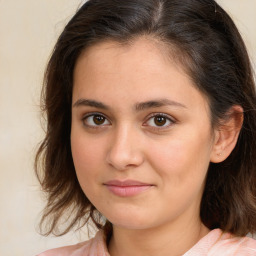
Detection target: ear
<box><xmin>210</xmin><ymin>105</ymin><xmax>243</xmax><ymax>163</ymax></box>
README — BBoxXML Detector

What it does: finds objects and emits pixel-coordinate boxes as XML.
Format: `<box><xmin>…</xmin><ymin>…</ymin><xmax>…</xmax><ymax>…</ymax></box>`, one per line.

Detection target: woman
<box><xmin>36</xmin><ymin>0</ymin><xmax>256</xmax><ymax>255</ymax></box>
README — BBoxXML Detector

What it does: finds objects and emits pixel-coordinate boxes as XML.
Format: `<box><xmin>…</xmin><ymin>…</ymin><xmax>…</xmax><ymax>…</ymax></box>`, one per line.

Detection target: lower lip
<box><xmin>105</xmin><ymin>185</ymin><xmax>152</xmax><ymax>197</ymax></box>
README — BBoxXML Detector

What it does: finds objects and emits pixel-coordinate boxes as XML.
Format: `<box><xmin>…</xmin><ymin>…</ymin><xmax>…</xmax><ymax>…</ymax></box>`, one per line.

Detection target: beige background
<box><xmin>0</xmin><ymin>1</ymin><xmax>255</xmax><ymax>255</ymax></box>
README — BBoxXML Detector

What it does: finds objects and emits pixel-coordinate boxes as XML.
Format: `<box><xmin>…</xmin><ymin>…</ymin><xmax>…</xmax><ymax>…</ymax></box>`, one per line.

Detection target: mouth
<box><xmin>103</xmin><ymin>180</ymin><xmax>154</xmax><ymax>197</ymax></box>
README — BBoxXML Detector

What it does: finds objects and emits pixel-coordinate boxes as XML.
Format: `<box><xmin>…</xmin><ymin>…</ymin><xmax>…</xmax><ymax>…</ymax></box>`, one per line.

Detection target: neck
<box><xmin>108</xmin><ymin>216</ymin><xmax>209</xmax><ymax>256</ymax></box>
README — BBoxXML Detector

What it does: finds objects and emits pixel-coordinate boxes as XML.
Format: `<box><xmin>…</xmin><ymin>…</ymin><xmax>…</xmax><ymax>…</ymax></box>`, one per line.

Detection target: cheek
<box><xmin>148</xmin><ymin>140</ymin><xmax>187</xmax><ymax>180</ymax></box>
<box><xmin>71</xmin><ymin>127</ymin><xmax>104</xmax><ymax>166</ymax></box>
<box><xmin>71</xmin><ymin>138</ymin><xmax>91</xmax><ymax>170</ymax></box>
<box><xmin>70</xmin><ymin>130</ymin><xmax>103</xmax><ymax>184</ymax></box>
<box><xmin>71</xmin><ymin>132</ymin><xmax>105</xmax><ymax>203</ymax></box>
<box><xmin>147</xmin><ymin>131</ymin><xmax>212</xmax><ymax>182</ymax></box>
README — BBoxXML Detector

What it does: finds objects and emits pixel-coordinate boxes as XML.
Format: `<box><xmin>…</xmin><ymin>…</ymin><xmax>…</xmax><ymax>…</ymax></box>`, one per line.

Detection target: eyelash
<box><xmin>143</xmin><ymin>113</ymin><xmax>176</xmax><ymax>131</ymax></box>
<box><xmin>81</xmin><ymin>112</ymin><xmax>176</xmax><ymax>130</ymax></box>
<box><xmin>82</xmin><ymin>112</ymin><xmax>110</xmax><ymax>129</ymax></box>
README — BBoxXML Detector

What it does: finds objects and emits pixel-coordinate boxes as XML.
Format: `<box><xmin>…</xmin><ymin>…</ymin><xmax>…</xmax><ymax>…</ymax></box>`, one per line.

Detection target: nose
<box><xmin>106</xmin><ymin>124</ymin><xmax>144</xmax><ymax>171</ymax></box>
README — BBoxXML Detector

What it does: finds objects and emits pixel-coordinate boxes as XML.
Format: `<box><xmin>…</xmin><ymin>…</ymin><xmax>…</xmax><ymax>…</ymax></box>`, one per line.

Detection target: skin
<box><xmin>70</xmin><ymin>37</ymin><xmax>241</xmax><ymax>256</ymax></box>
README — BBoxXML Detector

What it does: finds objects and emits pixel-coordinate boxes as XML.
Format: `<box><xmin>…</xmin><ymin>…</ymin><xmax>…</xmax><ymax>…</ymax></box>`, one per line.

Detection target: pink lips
<box><xmin>104</xmin><ymin>180</ymin><xmax>153</xmax><ymax>197</ymax></box>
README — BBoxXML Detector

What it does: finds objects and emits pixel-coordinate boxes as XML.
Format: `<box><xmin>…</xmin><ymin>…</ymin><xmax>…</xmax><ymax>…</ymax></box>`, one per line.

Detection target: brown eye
<box><xmin>154</xmin><ymin>116</ymin><xmax>167</xmax><ymax>126</ymax></box>
<box><xmin>83</xmin><ymin>114</ymin><xmax>110</xmax><ymax>127</ymax></box>
<box><xmin>145</xmin><ymin>114</ymin><xmax>174</xmax><ymax>129</ymax></box>
<box><xmin>93</xmin><ymin>115</ymin><xmax>106</xmax><ymax>125</ymax></box>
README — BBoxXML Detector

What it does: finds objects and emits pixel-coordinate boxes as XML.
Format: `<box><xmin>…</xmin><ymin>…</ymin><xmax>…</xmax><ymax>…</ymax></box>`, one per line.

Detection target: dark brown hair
<box><xmin>35</xmin><ymin>0</ymin><xmax>256</xmax><ymax>236</ymax></box>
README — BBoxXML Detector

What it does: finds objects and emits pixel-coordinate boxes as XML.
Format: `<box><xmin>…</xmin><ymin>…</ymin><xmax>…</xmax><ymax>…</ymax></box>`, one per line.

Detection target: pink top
<box><xmin>37</xmin><ymin>229</ymin><xmax>256</xmax><ymax>256</ymax></box>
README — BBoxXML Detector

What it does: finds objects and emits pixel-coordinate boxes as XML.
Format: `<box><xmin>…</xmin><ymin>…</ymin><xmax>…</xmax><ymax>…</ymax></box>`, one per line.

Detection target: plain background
<box><xmin>0</xmin><ymin>1</ymin><xmax>255</xmax><ymax>255</ymax></box>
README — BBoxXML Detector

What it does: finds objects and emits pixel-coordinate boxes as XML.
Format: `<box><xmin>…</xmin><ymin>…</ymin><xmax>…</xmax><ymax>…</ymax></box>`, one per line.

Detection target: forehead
<box><xmin>74</xmin><ymin>37</ymin><xmax>190</xmax><ymax>89</ymax></box>
<box><xmin>75</xmin><ymin>38</ymin><xmax>172</xmax><ymax>74</ymax></box>
<box><xmin>72</xmin><ymin>37</ymin><xmax>209</xmax><ymax>114</ymax></box>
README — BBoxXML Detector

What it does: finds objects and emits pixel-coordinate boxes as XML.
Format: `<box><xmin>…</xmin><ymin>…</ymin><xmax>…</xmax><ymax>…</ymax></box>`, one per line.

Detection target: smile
<box><xmin>103</xmin><ymin>180</ymin><xmax>154</xmax><ymax>197</ymax></box>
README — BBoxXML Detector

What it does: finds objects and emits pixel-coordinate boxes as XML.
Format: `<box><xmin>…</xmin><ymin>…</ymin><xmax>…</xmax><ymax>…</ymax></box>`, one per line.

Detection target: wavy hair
<box><xmin>35</xmin><ymin>0</ymin><xmax>256</xmax><ymax>236</ymax></box>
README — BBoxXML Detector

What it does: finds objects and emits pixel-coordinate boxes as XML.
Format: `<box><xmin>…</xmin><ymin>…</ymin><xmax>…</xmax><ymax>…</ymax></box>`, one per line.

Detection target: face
<box><xmin>71</xmin><ymin>38</ymin><xmax>216</xmax><ymax>230</ymax></box>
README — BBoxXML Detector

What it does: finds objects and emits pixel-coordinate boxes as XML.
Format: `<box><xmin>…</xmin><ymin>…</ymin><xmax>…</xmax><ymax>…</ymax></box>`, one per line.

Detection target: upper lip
<box><xmin>104</xmin><ymin>179</ymin><xmax>152</xmax><ymax>186</ymax></box>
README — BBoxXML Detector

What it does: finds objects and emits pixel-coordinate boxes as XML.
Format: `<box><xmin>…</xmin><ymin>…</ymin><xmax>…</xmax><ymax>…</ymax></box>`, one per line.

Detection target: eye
<box><xmin>82</xmin><ymin>113</ymin><xmax>110</xmax><ymax>127</ymax></box>
<box><xmin>144</xmin><ymin>114</ymin><xmax>175</xmax><ymax>128</ymax></box>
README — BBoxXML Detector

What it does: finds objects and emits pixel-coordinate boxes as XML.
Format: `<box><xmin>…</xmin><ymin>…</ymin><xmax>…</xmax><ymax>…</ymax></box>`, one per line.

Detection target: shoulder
<box><xmin>185</xmin><ymin>229</ymin><xmax>256</xmax><ymax>256</ymax></box>
<box><xmin>36</xmin><ymin>230</ymin><xmax>110</xmax><ymax>256</ymax></box>
<box><xmin>210</xmin><ymin>231</ymin><xmax>256</xmax><ymax>255</ymax></box>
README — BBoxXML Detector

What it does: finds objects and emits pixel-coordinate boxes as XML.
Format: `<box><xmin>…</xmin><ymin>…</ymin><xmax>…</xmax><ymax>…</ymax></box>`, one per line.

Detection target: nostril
<box><xmin>106</xmin><ymin>127</ymin><xmax>144</xmax><ymax>170</ymax></box>
<box><xmin>106</xmin><ymin>147</ymin><xmax>144</xmax><ymax>171</ymax></box>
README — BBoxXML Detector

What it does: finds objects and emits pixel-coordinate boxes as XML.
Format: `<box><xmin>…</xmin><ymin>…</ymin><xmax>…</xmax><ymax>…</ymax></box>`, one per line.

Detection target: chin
<box><xmin>104</xmin><ymin>210</ymin><xmax>157</xmax><ymax>230</ymax></box>
<box><xmin>110</xmin><ymin>220</ymin><xmax>151</xmax><ymax>230</ymax></box>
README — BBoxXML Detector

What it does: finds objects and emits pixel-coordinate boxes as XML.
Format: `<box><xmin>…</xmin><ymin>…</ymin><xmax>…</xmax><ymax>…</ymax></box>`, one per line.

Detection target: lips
<box><xmin>103</xmin><ymin>180</ymin><xmax>153</xmax><ymax>197</ymax></box>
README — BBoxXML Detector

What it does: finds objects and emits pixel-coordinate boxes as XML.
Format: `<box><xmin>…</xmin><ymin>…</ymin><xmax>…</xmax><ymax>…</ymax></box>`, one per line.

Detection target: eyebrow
<box><xmin>134</xmin><ymin>99</ymin><xmax>187</xmax><ymax>111</ymax></box>
<box><xmin>73</xmin><ymin>99</ymin><xmax>109</xmax><ymax>109</ymax></box>
<box><xmin>73</xmin><ymin>98</ymin><xmax>187</xmax><ymax>110</ymax></box>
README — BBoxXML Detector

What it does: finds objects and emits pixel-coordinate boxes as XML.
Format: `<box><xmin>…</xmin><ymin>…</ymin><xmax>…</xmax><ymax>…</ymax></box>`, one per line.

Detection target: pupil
<box><xmin>93</xmin><ymin>115</ymin><xmax>105</xmax><ymax>125</ymax></box>
<box><xmin>154</xmin><ymin>116</ymin><xmax>166</xmax><ymax>126</ymax></box>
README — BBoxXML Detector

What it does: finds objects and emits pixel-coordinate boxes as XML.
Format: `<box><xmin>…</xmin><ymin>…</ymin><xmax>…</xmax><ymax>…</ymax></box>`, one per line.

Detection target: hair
<box><xmin>35</xmin><ymin>0</ymin><xmax>256</xmax><ymax>237</ymax></box>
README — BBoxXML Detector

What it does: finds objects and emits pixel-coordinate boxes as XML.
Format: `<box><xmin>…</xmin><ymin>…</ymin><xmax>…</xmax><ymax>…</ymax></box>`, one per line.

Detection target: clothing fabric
<box><xmin>37</xmin><ymin>229</ymin><xmax>256</xmax><ymax>256</ymax></box>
